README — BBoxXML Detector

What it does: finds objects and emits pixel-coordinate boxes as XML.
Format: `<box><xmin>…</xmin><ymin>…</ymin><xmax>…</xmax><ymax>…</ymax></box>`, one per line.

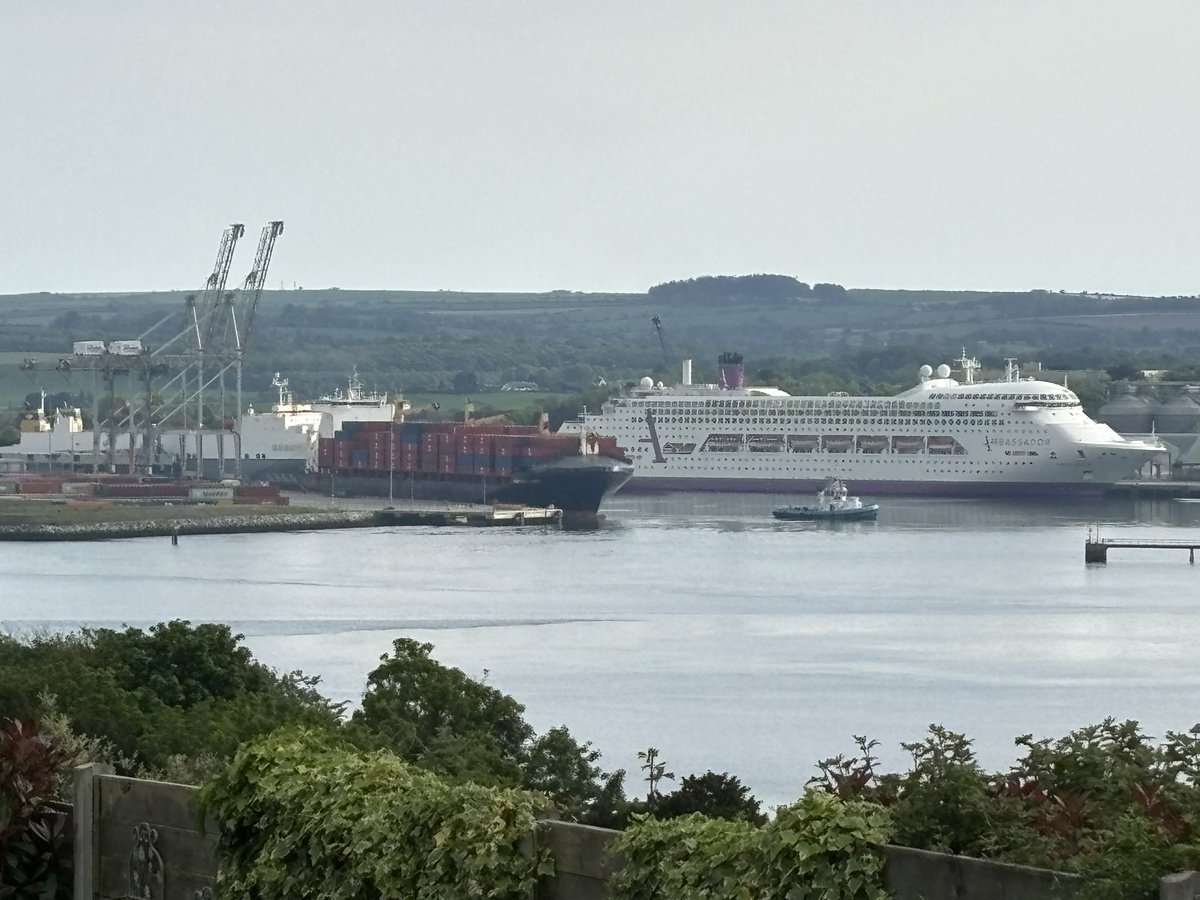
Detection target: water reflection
<box><xmin>603</xmin><ymin>491</ymin><xmax>1200</xmax><ymax>533</ymax></box>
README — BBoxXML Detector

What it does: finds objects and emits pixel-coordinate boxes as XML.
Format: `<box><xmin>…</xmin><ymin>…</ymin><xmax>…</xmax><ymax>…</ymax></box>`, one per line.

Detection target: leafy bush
<box><xmin>349</xmin><ymin>638</ymin><xmax>625</xmax><ymax>821</ymax></box>
<box><xmin>0</xmin><ymin>718</ymin><xmax>74</xmax><ymax>899</ymax></box>
<box><xmin>883</xmin><ymin>725</ymin><xmax>998</xmax><ymax>855</ymax></box>
<box><xmin>200</xmin><ymin>728</ymin><xmax>552</xmax><ymax>899</ymax></box>
<box><xmin>611</xmin><ymin>791</ymin><xmax>892</xmax><ymax>900</ymax></box>
<box><xmin>813</xmin><ymin>721</ymin><xmax>1200</xmax><ymax>900</ymax></box>
<box><xmin>652</xmin><ymin>771</ymin><xmax>766</xmax><ymax>825</ymax></box>
<box><xmin>0</xmin><ymin>622</ymin><xmax>343</xmax><ymax>773</ymax></box>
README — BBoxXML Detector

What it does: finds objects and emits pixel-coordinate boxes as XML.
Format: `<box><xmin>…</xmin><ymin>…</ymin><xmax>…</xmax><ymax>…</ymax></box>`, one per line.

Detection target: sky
<box><xmin>3</xmin><ymin>1</ymin><xmax>1199</xmax><ymax>297</ymax></box>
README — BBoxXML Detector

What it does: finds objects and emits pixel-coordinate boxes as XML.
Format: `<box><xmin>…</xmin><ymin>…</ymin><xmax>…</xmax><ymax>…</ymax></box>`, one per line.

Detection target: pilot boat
<box><xmin>772</xmin><ymin>478</ymin><xmax>879</xmax><ymax>522</ymax></box>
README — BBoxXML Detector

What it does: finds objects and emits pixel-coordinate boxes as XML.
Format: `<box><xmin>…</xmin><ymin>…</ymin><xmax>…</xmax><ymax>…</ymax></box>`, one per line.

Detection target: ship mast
<box><xmin>956</xmin><ymin>348</ymin><xmax>980</xmax><ymax>385</ymax></box>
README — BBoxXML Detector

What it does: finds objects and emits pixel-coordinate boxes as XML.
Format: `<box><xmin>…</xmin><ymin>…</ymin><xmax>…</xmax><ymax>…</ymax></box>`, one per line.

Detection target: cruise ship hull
<box><xmin>620</xmin><ymin>475</ymin><xmax>1113</xmax><ymax>499</ymax></box>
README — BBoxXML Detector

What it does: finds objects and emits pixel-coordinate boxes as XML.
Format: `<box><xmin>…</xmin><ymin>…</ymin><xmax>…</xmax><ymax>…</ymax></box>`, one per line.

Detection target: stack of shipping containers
<box><xmin>317</xmin><ymin>423</ymin><xmax>622</xmax><ymax>482</ymax></box>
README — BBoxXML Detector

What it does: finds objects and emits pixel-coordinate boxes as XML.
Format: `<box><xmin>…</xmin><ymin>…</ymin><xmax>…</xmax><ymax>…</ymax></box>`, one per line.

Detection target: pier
<box><xmin>376</xmin><ymin>503</ymin><xmax>561</xmax><ymax>527</ymax></box>
<box><xmin>1085</xmin><ymin>525</ymin><xmax>1199</xmax><ymax>564</ymax></box>
<box><xmin>1109</xmin><ymin>480</ymin><xmax>1200</xmax><ymax>500</ymax></box>
<box><xmin>0</xmin><ymin>499</ymin><xmax>562</xmax><ymax>541</ymax></box>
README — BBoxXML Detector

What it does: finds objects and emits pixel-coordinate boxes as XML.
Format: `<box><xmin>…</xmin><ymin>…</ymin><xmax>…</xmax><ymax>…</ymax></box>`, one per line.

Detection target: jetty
<box><xmin>377</xmin><ymin>503</ymin><xmax>561</xmax><ymax>527</ymax></box>
<box><xmin>1085</xmin><ymin>525</ymin><xmax>1200</xmax><ymax>564</ymax></box>
<box><xmin>1110</xmin><ymin>480</ymin><xmax>1200</xmax><ymax>500</ymax></box>
<box><xmin>0</xmin><ymin>500</ymin><xmax>561</xmax><ymax>541</ymax></box>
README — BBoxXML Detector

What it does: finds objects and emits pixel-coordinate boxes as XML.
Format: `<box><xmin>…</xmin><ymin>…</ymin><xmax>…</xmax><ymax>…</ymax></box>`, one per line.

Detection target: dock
<box><xmin>375</xmin><ymin>503</ymin><xmax>561</xmax><ymax>527</ymax></box>
<box><xmin>1085</xmin><ymin>525</ymin><xmax>1199</xmax><ymax>564</ymax></box>
<box><xmin>0</xmin><ymin>500</ymin><xmax>562</xmax><ymax>541</ymax></box>
<box><xmin>1109</xmin><ymin>480</ymin><xmax>1200</xmax><ymax>499</ymax></box>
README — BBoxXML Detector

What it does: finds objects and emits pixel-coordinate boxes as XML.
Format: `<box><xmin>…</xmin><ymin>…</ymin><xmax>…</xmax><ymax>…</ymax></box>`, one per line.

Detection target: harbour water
<box><xmin>4</xmin><ymin>491</ymin><xmax>1200</xmax><ymax>808</ymax></box>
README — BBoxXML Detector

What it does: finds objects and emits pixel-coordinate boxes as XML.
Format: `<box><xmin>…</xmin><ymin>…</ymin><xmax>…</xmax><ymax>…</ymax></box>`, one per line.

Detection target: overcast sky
<box><xmin>3</xmin><ymin>1</ymin><xmax>1198</xmax><ymax>296</ymax></box>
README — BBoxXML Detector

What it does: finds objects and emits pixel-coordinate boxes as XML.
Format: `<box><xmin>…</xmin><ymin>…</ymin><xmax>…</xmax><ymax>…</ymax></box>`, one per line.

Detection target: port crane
<box><xmin>227</xmin><ymin>220</ymin><xmax>285</xmax><ymax>436</ymax></box>
<box><xmin>56</xmin><ymin>221</ymin><xmax>282</xmax><ymax>477</ymax></box>
<box><xmin>651</xmin><ymin>315</ymin><xmax>670</xmax><ymax>371</ymax></box>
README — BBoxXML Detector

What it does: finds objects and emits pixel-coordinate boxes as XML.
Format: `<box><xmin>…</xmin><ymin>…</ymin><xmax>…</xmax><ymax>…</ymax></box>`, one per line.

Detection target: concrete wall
<box><xmin>73</xmin><ymin>763</ymin><xmax>217</xmax><ymax>900</ymax></box>
<box><xmin>529</xmin><ymin>823</ymin><xmax>1083</xmax><ymax>900</ymax></box>
<box><xmin>881</xmin><ymin>845</ymin><xmax>1078</xmax><ymax>900</ymax></box>
<box><xmin>535</xmin><ymin>821</ymin><xmax>625</xmax><ymax>900</ymax></box>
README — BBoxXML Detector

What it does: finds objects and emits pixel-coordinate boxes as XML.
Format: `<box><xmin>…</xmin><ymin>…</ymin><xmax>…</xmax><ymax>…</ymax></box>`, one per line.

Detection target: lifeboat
<box><xmin>822</xmin><ymin>435</ymin><xmax>852</xmax><ymax>453</ymax></box>
<box><xmin>788</xmin><ymin>435</ymin><xmax>819</xmax><ymax>453</ymax></box>
<box><xmin>892</xmin><ymin>436</ymin><xmax>925</xmax><ymax>454</ymax></box>
<box><xmin>856</xmin><ymin>435</ymin><xmax>888</xmax><ymax>453</ymax></box>
<box><xmin>927</xmin><ymin>436</ymin><xmax>956</xmax><ymax>454</ymax></box>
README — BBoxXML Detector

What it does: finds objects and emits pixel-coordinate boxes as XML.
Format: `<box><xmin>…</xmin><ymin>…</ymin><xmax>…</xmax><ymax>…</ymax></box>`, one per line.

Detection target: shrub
<box><xmin>0</xmin><ymin>718</ymin><xmax>75</xmax><ymax>899</ymax></box>
<box><xmin>199</xmin><ymin>728</ymin><xmax>552</xmax><ymax>899</ymax></box>
<box><xmin>611</xmin><ymin>790</ymin><xmax>892</xmax><ymax>900</ymax></box>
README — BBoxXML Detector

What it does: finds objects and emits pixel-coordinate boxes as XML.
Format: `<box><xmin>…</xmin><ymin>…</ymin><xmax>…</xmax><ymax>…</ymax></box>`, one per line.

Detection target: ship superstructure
<box><xmin>228</xmin><ymin>370</ymin><xmax>402</xmax><ymax>476</ymax></box>
<box><xmin>579</xmin><ymin>352</ymin><xmax>1165</xmax><ymax>496</ymax></box>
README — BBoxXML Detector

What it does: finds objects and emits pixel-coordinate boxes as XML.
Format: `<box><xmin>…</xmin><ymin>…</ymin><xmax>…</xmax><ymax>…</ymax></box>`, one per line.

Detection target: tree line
<box><xmin>648</xmin><ymin>274</ymin><xmax>847</xmax><ymax>303</ymax></box>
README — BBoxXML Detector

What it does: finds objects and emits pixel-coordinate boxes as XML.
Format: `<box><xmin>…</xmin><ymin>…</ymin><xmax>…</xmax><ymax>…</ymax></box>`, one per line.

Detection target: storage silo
<box><xmin>1152</xmin><ymin>387</ymin><xmax>1200</xmax><ymax>434</ymax></box>
<box><xmin>1098</xmin><ymin>384</ymin><xmax>1155</xmax><ymax>433</ymax></box>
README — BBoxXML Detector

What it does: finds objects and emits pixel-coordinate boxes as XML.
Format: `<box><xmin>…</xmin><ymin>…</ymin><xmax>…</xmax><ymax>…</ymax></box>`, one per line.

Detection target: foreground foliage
<box><xmin>200</xmin><ymin>729</ymin><xmax>552</xmax><ymax>900</ymax></box>
<box><xmin>611</xmin><ymin>791</ymin><xmax>891</xmax><ymax>900</ymax></box>
<box><xmin>0</xmin><ymin>719</ymin><xmax>74</xmax><ymax>899</ymax></box>
<box><xmin>10</xmin><ymin>620</ymin><xmax>1200</xmax><ymax>896</ymax></box>
<box><xmin>812</xmin><ymin>721</ymin><xmax>1200</xmax><ymax>900</ymax></box>
<box><xmin>0</xmin><ymin>621</ymin><xmax>343</xmax><ymax>779</ymax></box>
<box><xmin>349</xmin><ymin>638</ymin><xmax>626</xmax><ymax>824</ymax></box>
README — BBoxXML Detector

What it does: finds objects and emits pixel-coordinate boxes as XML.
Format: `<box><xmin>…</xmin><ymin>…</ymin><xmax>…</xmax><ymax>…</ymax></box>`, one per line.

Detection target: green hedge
<box><xmin>200</xmin><ymin>729</ymin><xmax>552</xmax><ymax>899</ymax></box>
<box><xmin>610</xmin><ymin>791</ymin><xmax>893</xmax><ymax>900</ymax></box>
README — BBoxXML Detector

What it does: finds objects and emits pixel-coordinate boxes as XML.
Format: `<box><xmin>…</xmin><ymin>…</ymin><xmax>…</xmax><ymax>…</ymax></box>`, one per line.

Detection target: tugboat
<box><xmin>772</xmin><ymin>478</ymin><xmax>879</xmax><ymax>522</ymax></box>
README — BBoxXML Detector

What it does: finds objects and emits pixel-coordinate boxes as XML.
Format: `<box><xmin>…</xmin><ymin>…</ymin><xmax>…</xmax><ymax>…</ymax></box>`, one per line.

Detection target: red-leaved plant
<box><xmin>1</xmin><ymin>718</ymin><xmax>76</xmax><ymax>899</ymax></box>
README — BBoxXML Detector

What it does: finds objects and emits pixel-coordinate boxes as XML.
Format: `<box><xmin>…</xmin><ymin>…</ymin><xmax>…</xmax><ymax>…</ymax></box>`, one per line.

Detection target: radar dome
<box><xmin>639</xmin><ymin>376</ymin><xmax>654</xmax><ymax>389</ymax></box>
<box><xmin>918</xmin><ymin>364</ymin><xmax>933</xmax><ymax>378</ymax></box>
<box><xmin>656</xmin><ymin>381</ymin><xmax>665</xmax><ymax>389</ymax></box>
<box><xmin>936</xmin><ymin>364</ymin><xmax>951</xmax><ymax>379</ymax></box>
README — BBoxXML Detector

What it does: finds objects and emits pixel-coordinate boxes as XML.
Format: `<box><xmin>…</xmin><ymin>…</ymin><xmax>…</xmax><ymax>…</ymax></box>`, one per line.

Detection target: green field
<box><xmin>404</xmin><ymin>391</ymin><xmax>572</xmax><ymax>417</ymax></box>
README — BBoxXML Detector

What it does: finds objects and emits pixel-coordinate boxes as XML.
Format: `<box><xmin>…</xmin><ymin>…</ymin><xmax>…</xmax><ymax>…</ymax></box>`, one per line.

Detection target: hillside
<box><xmin>3</xmin><ymin>285</ymin><xmax>1200</xmax><ymax>417</ymax></box>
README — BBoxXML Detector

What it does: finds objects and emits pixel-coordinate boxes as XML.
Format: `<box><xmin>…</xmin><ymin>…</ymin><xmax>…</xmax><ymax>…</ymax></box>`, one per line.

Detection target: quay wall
<box><xmin>0</xmin><ymin>510</ymin><xmax>379</xmax><ymax>541</ymax></box>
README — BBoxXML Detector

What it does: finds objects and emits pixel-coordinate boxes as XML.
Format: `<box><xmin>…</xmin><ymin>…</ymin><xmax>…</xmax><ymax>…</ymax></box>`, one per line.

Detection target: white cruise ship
<box><xmin>578</xmin><ymin>352</ymin><xmax>1165</xmax><ymax>497</ymax></box>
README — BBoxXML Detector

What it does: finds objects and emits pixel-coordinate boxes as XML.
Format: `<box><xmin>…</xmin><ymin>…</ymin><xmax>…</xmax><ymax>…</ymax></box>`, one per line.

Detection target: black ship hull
<box><xmin>275</xmin><ymin>455</ymin><xmax>633</xmax><ymax>515</ymax></box>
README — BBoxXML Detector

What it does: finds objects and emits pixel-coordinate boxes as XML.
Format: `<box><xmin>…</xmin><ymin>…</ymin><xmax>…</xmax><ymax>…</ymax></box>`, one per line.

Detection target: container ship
<box><xmin>572</xmin><ymin>352</ymin><xmax>1165</xmax><ymax>498</ymax></box>
<box><xmin>5</xmin><ymin>372</ymin><xmax>633</xmax><ymax>515</ymax></box>
<box><xmin>283</xmin><ymin>421</ymin><xmax>633</xmax><ymax>514</ymax></box>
